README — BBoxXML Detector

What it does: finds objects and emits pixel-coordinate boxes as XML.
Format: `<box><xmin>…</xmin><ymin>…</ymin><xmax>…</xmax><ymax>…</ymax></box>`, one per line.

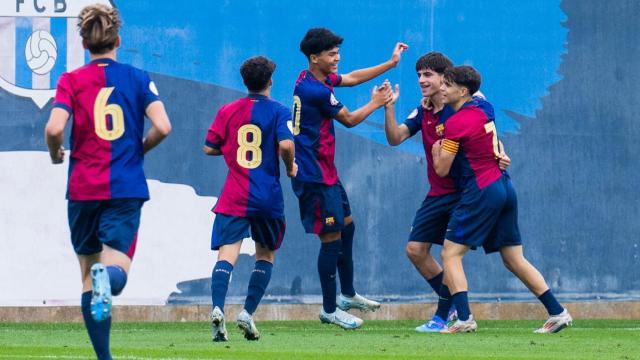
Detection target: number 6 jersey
<box><xmin>53</xmin><ymin>58</ymin><xmax>160</xmax><ymax>201</ymax></box>
<box><xmin>205</xmin><ymin>94</ymin><xmax>293</xmax><ymax>219</ymax></box>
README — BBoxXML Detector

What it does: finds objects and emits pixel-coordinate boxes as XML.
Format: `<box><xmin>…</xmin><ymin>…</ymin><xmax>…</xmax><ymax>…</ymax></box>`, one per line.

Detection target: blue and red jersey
<box><xmin>53</xmin><ymin>58</ymin><xmax>160</xmax><ymax>201</ymax></box>
<box><xmin>205</xmin><ymin>94</ymin><xmax>293</xmax><ymax>218</ymax></box>
<box><xmin>441</xmin><ymin>98</ymin><xmax>502</xmax><ymax>190</ymax></box>
<box><xmin>403</xmin><ymin>101</ymin><xmax>457</xmax><ymax>197</ymax></box>
<box><xmin>292</xmin><ymin>70</ymin><xmax>344</xmax><ymax>185</ymax></box>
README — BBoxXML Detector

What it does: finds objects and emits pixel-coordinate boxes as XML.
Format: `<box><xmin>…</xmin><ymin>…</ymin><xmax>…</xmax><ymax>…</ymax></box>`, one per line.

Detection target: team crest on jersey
<box><xmin>329</xmin><ymin>93</ymin><xmax>339</xmax><ymax>106</ymax></box>
<box><xmin>325</xmin><ymin>217</ymin><xmax>335</xmax><ymax>226</ymax></box>
<box><xmin>0</xmin><ymin>0</ymin><xmax>114</xmax><ymax>108</ymax></box>
<box><xmin>436</xmin><ymin>124</ymin><xmax>444</xmax><ymax>136</ymax></box>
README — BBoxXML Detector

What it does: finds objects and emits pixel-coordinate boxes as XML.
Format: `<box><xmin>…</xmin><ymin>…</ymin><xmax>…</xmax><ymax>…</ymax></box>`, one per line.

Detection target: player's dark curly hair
<box><xmin>300</xmin><ymin>28</ymin><xmax>344</xmax><ymax>59</ymax></box>
<box><xmin>240</xmin><ymin>56</ymin><xmax>276</xmax><ymax>93</ymax></box>
<box><xmin>444</xmin><ymin>65</ymin><xmax>481</xmax><ymax>95</ymax></box>
<box><xmin>415</xmin><ymin>52</ymin><xmax>453</xmax><ymax>74</ymax></box>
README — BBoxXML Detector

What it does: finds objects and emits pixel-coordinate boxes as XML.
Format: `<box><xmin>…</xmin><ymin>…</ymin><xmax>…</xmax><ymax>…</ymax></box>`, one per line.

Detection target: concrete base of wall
<box><xmin>1</xmin><ymin>302</ymin><xmax>638</xmax><ymax>323</ymax></box>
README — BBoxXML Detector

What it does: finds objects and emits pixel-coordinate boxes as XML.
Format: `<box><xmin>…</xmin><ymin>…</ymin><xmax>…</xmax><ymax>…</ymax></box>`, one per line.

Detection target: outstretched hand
<box><xmin>371</xmin><ymin>82</ymin><xmax>393</xmax><ymax>107</ymax></box>
<box><xmin>390</xmin><ymin>42</ymin><xmax>409</xmax><ymax>66</ymax></box>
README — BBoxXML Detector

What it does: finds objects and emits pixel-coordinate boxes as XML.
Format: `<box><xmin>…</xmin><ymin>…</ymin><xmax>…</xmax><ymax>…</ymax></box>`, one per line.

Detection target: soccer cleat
<box><xmin>237</xmin><ymin>309</ymin><xmax>260</xmax><ymax>341</ymax></box>
<box><xmin>319</xmin><ymin>308</ymin><xmax>364</xmax><ymax>330</ymax></box>
<box><xmin>440</xmin><ymin>315</ymin><xmax>478</xmax><ymax>333</ymax></box>
<box><xmin>415</xmin><ymin>315</ymin><xmax>448</xmax><ymax>333</ymax></box>
<box><xmin>90</xmin><ymin>263</ymin><xmax>112</xmax><ymax>322</ymax></box>
<box><xmin>534</xmin><ymin>309</ymin><xmax>572</xmax><ymax>334</ymax></box>
<box><xmin>447</xmin><ymin>305</ymin><xmax>458</xmax><ymax>326</ymax></box>
<box><xmin>210</xmin><ymin>306</ymin><xmax>228</xmax><ymax>342</ymax></box>
<box><xmin>337</xmin><ymin>293</ymin><xmax>381</xmax><ymax>313</ymax></box>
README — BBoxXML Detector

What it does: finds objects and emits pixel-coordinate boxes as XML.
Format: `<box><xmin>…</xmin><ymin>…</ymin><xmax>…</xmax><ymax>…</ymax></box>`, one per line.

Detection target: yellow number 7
<box><xmin>484</xmin><ymin>121</ymin><xmax>501</xmax><ymax>158</ymax></box>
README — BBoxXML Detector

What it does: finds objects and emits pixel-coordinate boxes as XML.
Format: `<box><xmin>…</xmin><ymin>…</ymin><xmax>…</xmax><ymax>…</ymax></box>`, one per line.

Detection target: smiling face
<box><xmin>311</xmin><ymin>46</ymin><xmax>340</xmax><ymax>75</ymax></box>
<box><xmin>440</xmin><ymin>77</ymin><xmax>467</xmax><ymax>105</ymax></box>
<box><xmin>417</xmin><ymin>68</ymin><xmax>444</xmax><ymax>99</ymax></box>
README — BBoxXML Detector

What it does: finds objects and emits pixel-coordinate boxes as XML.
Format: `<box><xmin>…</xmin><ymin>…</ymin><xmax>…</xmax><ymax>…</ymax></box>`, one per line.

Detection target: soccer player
<box><xmin>44</xmin><ymin>5</ymin><xmax>172</xmax><ymax>359</ymax></box>
<box><xmin>383</xmin><ymin>53</ymin><xmax>510</xmax><ymax>332</ymax></box>
<box><xmin>292</xmin><ymin>27</ymin><xmax>405</xmax><ymax>329</ymax></box>
<box><xmin>432</xmin><ymin>65</ymin><xmax>572</xmax><ymax>333</ymax></box>
<box><xmin>204</xmin><ymin>56</ymin><xmax>297</xmax><ymax>342</ymax></box>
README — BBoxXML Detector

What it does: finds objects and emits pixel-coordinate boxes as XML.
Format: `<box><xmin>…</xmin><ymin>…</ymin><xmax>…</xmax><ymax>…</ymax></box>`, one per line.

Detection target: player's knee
<box><xmin>405</xmin><ymin>242</ymin><xmax>425</xmax><ymax>262</ymax></box>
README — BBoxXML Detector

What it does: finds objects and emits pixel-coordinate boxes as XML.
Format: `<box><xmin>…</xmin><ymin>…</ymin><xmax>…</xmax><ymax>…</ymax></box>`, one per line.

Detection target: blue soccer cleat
<box><xmin>415</xmin><ymin>315</ymin><xmax>448</xmax><ymax>333</ymax></box>
<box><xmin>90</xmin><ymin>263</ymin><xmax>112</xmax><ymax>322</ymax></box>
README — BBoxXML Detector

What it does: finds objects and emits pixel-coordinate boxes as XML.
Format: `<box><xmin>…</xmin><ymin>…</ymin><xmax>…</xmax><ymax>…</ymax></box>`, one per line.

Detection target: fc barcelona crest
<box><xmin>0</xmin><ymin>0</ymin><xmax>114</xmax><ymax>108</ymax></box>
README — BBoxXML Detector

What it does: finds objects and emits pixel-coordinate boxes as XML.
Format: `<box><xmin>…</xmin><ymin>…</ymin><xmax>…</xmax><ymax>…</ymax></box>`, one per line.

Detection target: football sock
<box><xmin>318</xmin><ymin>240</ymin><xmax>342</xmax><ymax>313</ymax></box>
<box><xmin>434</xmin><ymin>283</ymin><xmax>453</xmax><ymax>320</ymax></box>
<box><xmin>106</xmin><ymin>265</ymin><xmax>127</xmax><ymax>296</ymax></box>
<box><xmin>244</xmin><ymin>260</ymin><xmax>273</xmax><ymax>315</ymax></box>
<box><xmin>81</xmin><ymin>291</ymin><xmax>112</xmax><ymax>360</ymax></box>
<box><xmin>427</xmin><ymin>271</ymin><xmax>444</xmax><ymax>296</ymax></box>
<box><xmin>538</xmin><ymin>289</ymin><xmax>564</xmax><ymax>316</ymax></box>
<box><xmin>451</xmin><ymin>291</ymin><xmax>471</xmax><ymax>321</ymax></box>
<box><xmin>211</xmin><ymin>260</ymin><xmax>234</xmax><ymax>313</ymax></box>
<box><xmin>337</xmin><ymin>222</ymin><xmax>356</xmax><ymax>297</ymax></box>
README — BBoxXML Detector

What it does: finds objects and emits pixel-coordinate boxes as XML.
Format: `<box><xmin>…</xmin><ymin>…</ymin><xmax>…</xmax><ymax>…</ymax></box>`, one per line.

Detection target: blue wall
<box><xmin>1</xmin><ymin>0</ymin><xmax>638</xmax><ymax>303</ymax></box>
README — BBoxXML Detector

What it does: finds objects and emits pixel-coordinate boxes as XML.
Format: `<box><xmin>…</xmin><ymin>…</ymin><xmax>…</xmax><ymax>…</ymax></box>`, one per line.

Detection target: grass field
<box><xmin>0</xmin><ymin>320</ymin><xmax>638</xmax><ymax>360</ymax></box>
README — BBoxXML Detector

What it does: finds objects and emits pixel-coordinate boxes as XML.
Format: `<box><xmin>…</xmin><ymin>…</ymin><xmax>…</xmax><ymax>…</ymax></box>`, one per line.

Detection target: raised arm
<box><xmin>334</xmin><ymin>84</ymin><xmax>392</xmax><ymax>128</ymax></box>
<box><xmin>44</xmin><ymin>108</ymin><xmax>70</xmax><ymax>164</ymax></box>
<box><xmin>339</xmin><ymin>43</ymin><xmax>408</xmax><ymax>87</ymax></box>
<box><xmin>384</xmin><ymin>84</ymin><xmax>412</xmax><ymax>145</ymax></box>
<box><xmin>143</xmin><ymin>101</ymin><xmax>172</xmax><ymax>153</ymax></box>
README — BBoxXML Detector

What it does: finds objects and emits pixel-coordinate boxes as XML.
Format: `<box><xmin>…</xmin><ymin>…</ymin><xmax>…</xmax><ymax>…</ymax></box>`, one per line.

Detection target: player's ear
<box><xmin>115</xmin><ymin>35</ymin><xmax>121</xmax><ymax>49</ymax></box>
<box><xmin>310</xmin><ymin>54</ymin><xmax>318</xmax><ymax>64</ymax></box>
<box><xmin>82</xmin><ymin>39</ymin><xmax>88</xmax><ymax>50</ymax></box>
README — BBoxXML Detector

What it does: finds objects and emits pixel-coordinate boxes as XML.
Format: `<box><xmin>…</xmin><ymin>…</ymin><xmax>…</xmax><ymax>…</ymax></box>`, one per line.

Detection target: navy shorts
<box><xmin>409</xmin><ymin>192</ymin><xmax>461</xmax><ymax>245</ymax></box>
<box><xmin>211</xmin><ymin>213</ymin><xmax>286</xmax><ymax>251</ymax></box>
<box><xmin>446</xmin><ymin>174</ymin><xmax>522</xmax><ymax>253</ymax></box>
<box><xmin>68</xmin><ymin>199</ymin><xmax>144</xmax><ymax>257</ymax></box>
<box><xmin>291</xmin><ymin>178</ymin><xmax>351</xmax><ymax>234</ymax></box>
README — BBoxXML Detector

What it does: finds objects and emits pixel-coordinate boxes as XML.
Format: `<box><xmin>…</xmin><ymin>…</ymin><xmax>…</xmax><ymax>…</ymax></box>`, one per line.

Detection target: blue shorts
<box><xmin>211</xmin><ymin>213</ymin><xmax>286</xmax><ymax>251</ymax></box>
<box><xmin>446</xmin><ymin>174</ymin><xmax>522</xmax><ymax>254</ymax></box>
<box><xmin>291</xmin><ymin>178</ymin><xmax>351</xmax><ymax>234</ymax></box>
<box><xmin>409</xmin><ymin>192</ymin><xmax>461</xmax><ymax>245</ymax></box>
<box><xmin>68</xmin><ymin>199</ymin><xmax>144</xmax><ymax>257</ymax></box>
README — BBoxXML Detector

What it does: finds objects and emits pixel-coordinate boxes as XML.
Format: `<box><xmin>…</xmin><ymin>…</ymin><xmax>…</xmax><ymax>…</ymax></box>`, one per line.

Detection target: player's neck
<box><xmin>451</xmin><ymin>96</ymin><xmax>471</xmax><ymax>111</ymax></box>
<box><xmin>429</xmin><ymin>95</ymin><xmax>445</xmax><ymax>113</ymax></box>
<box><xmin>308</xmin><ymin>65</ymin><xmax>330</xmax><ymax>82</ymax></box>
<box><xmin>250</xmin><ymin>89</ymin><xmax>270</xmax><ymax>98</ymax></box>
<box><xmin>90</xmin><ymin>49</ymin><xmax>117</xmax><ymax>62</ymax></box>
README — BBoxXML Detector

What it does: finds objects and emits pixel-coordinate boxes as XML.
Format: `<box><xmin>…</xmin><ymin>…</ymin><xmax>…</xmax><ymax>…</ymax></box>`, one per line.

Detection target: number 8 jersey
<box><xmin>205</xmin><ymin>94</ymin><xmax>293</xmax><ymax>218</ymax></box>
<box><xmin>53</xmin><ymin>58</ymin><xmax>160</xmax><ymax>201</ymax></box>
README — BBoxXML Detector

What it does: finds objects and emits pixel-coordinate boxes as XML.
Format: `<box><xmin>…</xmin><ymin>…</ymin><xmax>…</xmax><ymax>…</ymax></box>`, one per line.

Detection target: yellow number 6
<box><xmin>94</xmin><ymin>87</ymin><xmax>125</xmax><ymax>141</ymax></box>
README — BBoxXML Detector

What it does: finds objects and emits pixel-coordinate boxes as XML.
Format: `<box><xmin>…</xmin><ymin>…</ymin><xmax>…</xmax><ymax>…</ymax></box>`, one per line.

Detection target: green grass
<box><xmin>0</xmin><ymin>320</ymin><xmax>638</xmax><ymax>360</ymax></box>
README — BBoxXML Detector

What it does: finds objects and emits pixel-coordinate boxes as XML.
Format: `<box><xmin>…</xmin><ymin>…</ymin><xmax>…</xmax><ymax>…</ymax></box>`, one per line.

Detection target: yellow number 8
<box><xmin>237</xmin><ymin>124</ymin><xmax>262</xmax><ymax>169</ymax></box>
<box><xmin>94</xmin><ymin>87</ymin><xmax>125</xmax><ymax>141</ymax></box>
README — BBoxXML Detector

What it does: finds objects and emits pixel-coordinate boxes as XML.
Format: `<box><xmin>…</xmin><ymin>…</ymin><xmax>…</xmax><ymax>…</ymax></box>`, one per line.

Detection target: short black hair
<box><xmin>300</xmin><ymin>28</ymin><xmax>343</xmax><ymax>59</ymax></box>
<box><xmin>415</xmin><ymin>52</ymin><xmax>453</xmax><ymax>74</ymax></box>
<box><xmin>240</xmin><ymin>56</ymin><xmax>276</xmax><ymax>93</ymax></box>
<box><xmin>444</xmin><ymin>65</ymin><xmax>481</xmax><ymax>95</ymax></box>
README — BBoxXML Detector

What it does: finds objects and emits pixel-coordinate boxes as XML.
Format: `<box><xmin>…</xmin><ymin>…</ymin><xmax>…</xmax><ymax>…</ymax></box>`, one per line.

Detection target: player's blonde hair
<box><xmin>78</xmin><ymin>4</ymin><xmax>121</xmax><ymax>54</ymax></box>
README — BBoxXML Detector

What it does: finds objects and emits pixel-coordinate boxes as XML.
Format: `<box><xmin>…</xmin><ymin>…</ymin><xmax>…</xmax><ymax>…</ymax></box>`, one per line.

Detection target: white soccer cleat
<box><xmin>210</xmin><ymin>306</ymin><xmax>228</xmax><ymax>342</ymax></box>
<box><xmin>440</xmin><ymin>315</ymin><xmax>478</xmax><ymax>333</ymax></box>
<box><xmin>319</xmin><ymin>308</ymin><xmax>364</xmax><ymax>330</ymax></box>
<box><xmin>237</xmin><ymin>309</ymin><xmax>260</xmax><ymax>341</ymax></box>
<box><xmin>337</xmin><ymin>293</ymin><xmax>381</xmax><ymax>313</ymax></box>
<box><xmin>534</xmin><ymin>309</ymin><xmax>572</xmax><ymax>334</ymax></box>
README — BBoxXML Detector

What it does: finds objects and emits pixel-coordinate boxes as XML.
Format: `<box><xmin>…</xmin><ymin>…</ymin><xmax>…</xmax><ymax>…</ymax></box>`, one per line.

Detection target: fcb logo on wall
<box><xmin>0</xmin><ymin>0</ymin><xmax>114</xmax><ymax>108</ymax></box>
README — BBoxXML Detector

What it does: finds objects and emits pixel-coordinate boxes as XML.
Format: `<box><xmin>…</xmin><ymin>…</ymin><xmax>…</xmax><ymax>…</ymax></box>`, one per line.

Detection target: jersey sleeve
<box><xmin>205</xmin><ymin>106</ymin><xmax>227</xmax><ymax>149</ymax></box>
<box><xmin>53</xmin><ymin>73</ymin><xmax>73</xmax><ymax>114</ymax></box>
<box><xmin>442</xmin><ymin>114</ymin><xmax>466</xmax><ymax>155</ymax></box>
<box><xmin>140</xmin><ymin>71</ymin><xmax>161</xmax><ymax>109</ymax></box>
<box><xmin>318</xmin><ymin>89</ymin><xmax>344</xmax><ymax>119</ymax></box>
<box><xmin>328</xmin><ymin>73</ymin><xmax>342</xmax><ymax>87</ymax></box>
<box><xmin>276</xmin><ymin>105</ymin><xmax>294</xmax><ymax>142</ymax></box>
<box><xmin>402</xmin><ymin>106</ymin><xmax>423</xmax><ymax>137</ymax></box>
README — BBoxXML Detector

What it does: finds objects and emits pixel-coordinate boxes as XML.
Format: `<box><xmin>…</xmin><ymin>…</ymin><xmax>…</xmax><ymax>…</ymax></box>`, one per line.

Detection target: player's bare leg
<box><xmin>499</xmin><ymin>245</ymin><xmax>572</xmax><ymax>333</ymax></box>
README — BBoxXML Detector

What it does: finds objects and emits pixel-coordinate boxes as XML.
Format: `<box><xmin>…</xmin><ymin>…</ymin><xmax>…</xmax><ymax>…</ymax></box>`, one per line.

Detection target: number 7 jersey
<box><xmin>53</xmin><ymin>58</ymin><xmax>160</xmax><ymax>201</ymax></box>
<box><xmin>205</xmin><ymin>94</ymin><xmax>293</xmax><ymax>219</ymax></box>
